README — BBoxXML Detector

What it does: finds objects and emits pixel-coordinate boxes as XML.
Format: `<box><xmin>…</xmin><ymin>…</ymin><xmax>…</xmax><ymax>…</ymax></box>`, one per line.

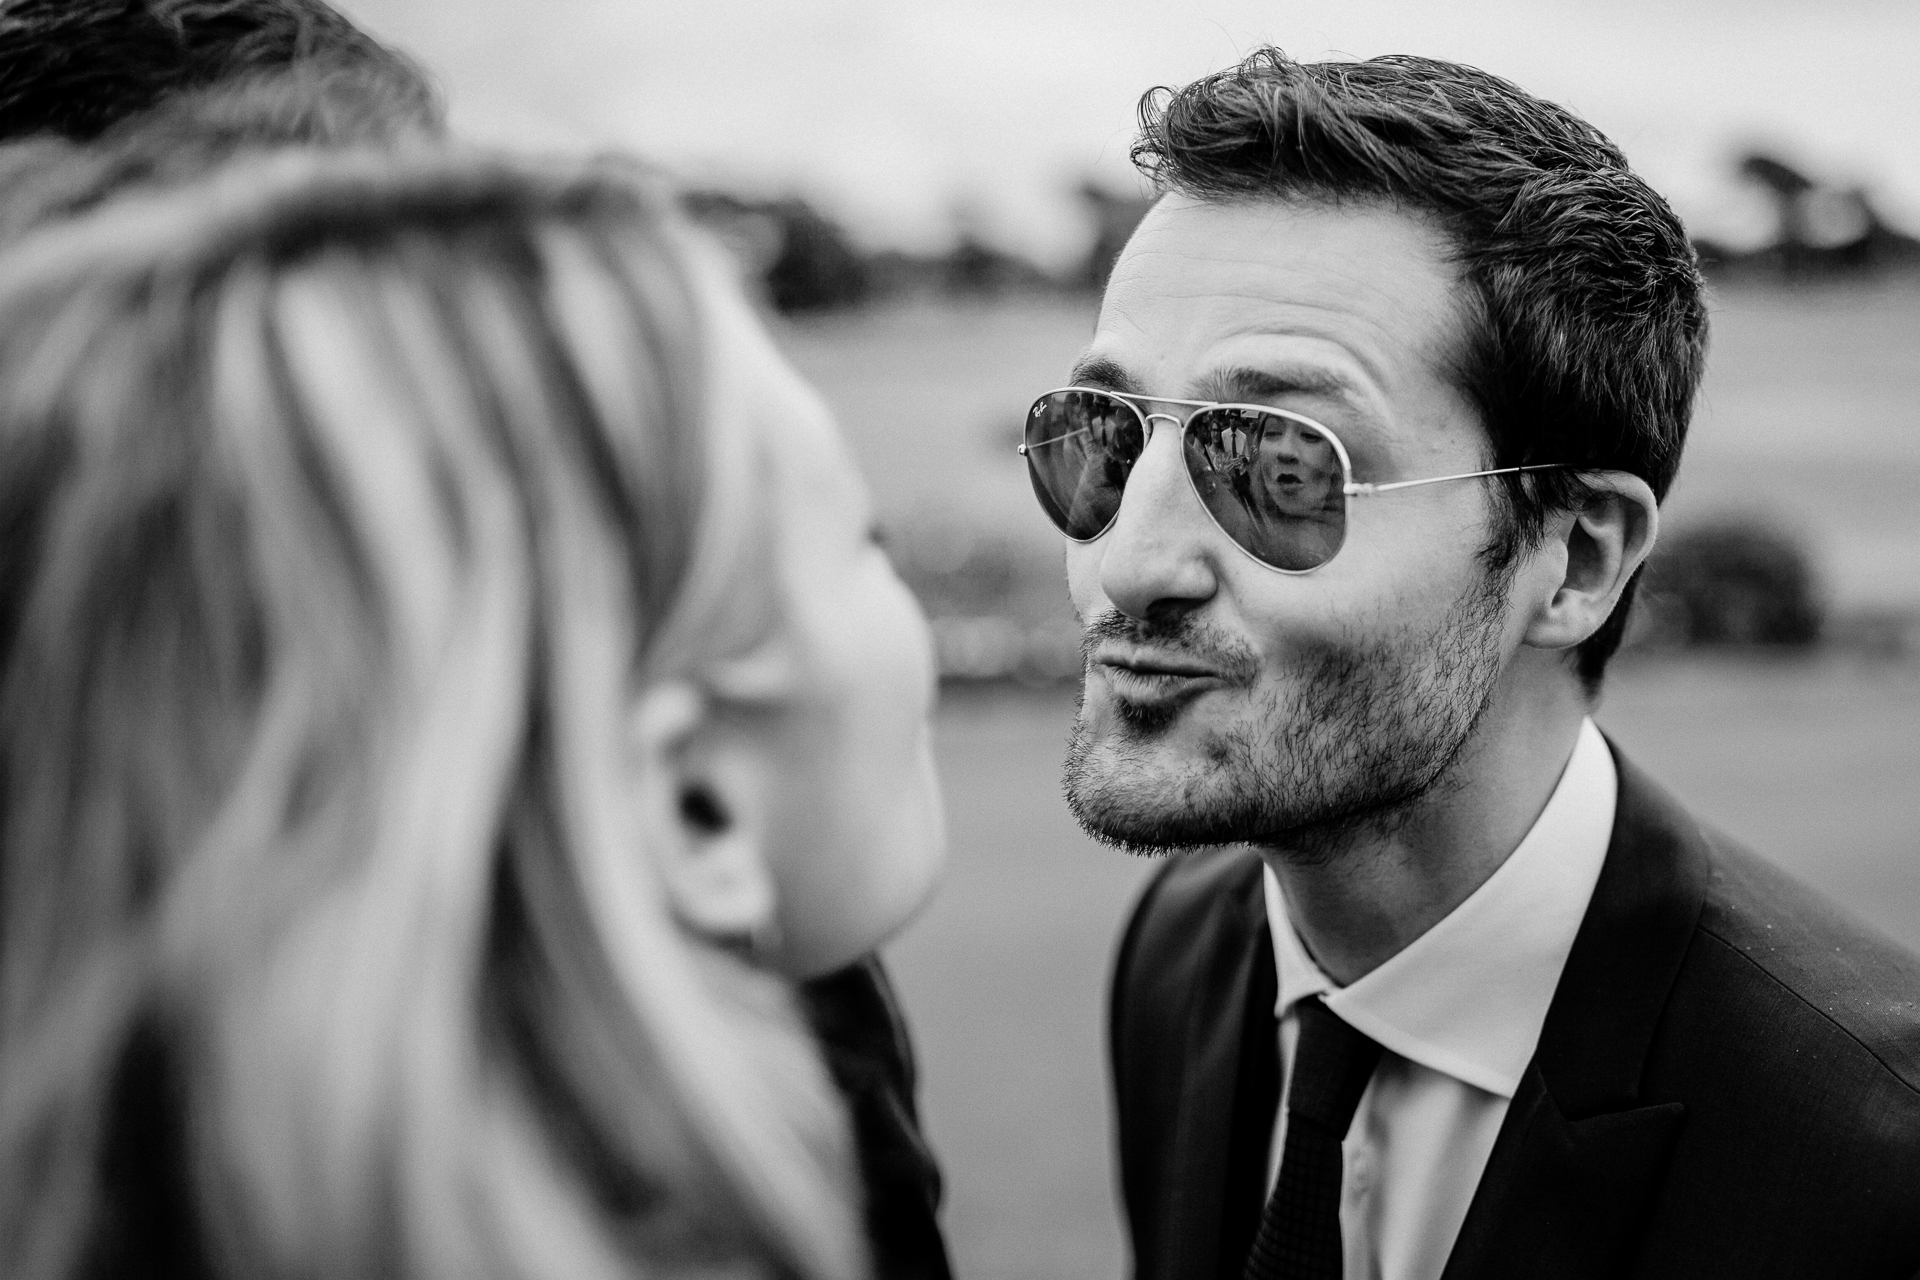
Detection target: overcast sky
<box><xmin>336</xmin><ymin>0</ymin><xmax>1920</xmax><ymax>265</ymax></box>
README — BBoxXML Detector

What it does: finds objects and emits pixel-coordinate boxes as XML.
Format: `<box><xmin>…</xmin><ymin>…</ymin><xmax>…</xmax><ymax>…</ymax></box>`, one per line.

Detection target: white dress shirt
<box><xmin>1261</xmin><ymin>717</ymin><xmax>1617</xmax><ymax>1280</ymax></box>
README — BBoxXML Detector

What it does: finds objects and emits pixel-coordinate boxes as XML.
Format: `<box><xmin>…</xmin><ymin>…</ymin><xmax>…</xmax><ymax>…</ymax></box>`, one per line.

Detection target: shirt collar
<box><xmin>1263</xmin><ymin>718</ymin><xmax>1617</xmax><ymax>1098</ymax></box>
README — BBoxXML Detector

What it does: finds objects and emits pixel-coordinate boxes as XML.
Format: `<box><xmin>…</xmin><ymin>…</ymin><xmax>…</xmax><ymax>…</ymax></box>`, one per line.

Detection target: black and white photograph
<box><xmin>0</xmin><ymin>2</ymin><xmax>1915</xmax><ymax>1277</ymax></box>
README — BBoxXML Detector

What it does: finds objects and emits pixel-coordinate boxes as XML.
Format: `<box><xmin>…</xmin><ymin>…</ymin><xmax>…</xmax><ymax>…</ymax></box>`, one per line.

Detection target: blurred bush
<box><xmin>683</xmin><ymin>190</ymin><xmax>870</xmax><ymax>312</ymax></box>
<box><xmin>1076</xmin><ymin>180</ymin><xmax>1152</xmax><ymax>288</ymax></box>
<box><xmin>762</xmin><ymin>198</ymin><xmax>871</xmax><ymax>312</ymax></box>
<box><xmin>1637</xmin><ymin>517</ymin><xmax>1825</xmax><ymax>648</ymax></box>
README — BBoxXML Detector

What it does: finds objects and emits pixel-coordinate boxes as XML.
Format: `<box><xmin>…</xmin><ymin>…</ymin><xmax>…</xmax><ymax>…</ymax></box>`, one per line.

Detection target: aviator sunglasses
<box><xmin>1020</xmin><ymin>386</ymin><xmax>1566</xmax><ymax>573</ymax></box>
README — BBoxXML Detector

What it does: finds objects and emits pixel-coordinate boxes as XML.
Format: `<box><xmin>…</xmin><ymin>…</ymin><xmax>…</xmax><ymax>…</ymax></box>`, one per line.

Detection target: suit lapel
<box><xmin>1158</xmin><ymin>854</ymin><xmax>1272</xmax><ymax>1280</ymax></box>
<box><xmin>1440</xmin><ymin>748</ymin><xmax>1708</xmax><ymax>1280</ymax></box>
<box><xmin>1439</xmin><ymin>1068</ymin><xmax>1685</xmax><ymax>1279</ymax></box>
<box><xmin>1216</xmin><ymin>910</ymin><xmax>1279</xmax><ymax>1280</ymax></box>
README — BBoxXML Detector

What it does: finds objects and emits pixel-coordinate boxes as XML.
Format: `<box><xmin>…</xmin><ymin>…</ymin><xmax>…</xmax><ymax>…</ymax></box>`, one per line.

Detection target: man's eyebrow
<box><xmin>1065</xmin><ymin>356</ymin><xmax>1138</xmax><ymax>394</ymax></box>
<box><xmin>1194</xmin><ymin>366</ymin><xmax>1362</xmax><ymax>405</ymax></box>
<box><xmin>1061</xmin><ymin>359</ymin><xmax>1361</xmax><ymax>406</ymax></box>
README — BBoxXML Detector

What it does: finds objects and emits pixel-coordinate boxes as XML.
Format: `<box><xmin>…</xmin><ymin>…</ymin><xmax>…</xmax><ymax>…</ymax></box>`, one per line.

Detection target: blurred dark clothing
<box><xmin>83</xmin><ymin>1017</ymin><xmax>211</xmax><ymax>1280</ymax></box>
<box><xmin>1111</xmin><ymin>746</ymin><xmax>1920</xmax><ymax>1280</ymax></box>
<box><xmin>801</xmin><ymin>955</ymin><xmax>954</xmax><ymax>1280</ymax></box>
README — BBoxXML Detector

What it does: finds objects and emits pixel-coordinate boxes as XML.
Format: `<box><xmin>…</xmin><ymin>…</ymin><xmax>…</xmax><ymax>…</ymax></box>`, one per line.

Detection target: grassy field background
<box><xmin>774</xmin><ymin>282</ymin><xmax>1920</xmax><ymax>1280</ymax></box>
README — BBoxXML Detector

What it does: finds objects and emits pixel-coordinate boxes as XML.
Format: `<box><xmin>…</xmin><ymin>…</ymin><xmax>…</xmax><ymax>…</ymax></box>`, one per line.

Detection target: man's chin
<box><xmin>1063</xmin><ymin>783</ymin><xmax>1241</xmax><ymax>858</ymax></box>
<box><xmin>1063</xmin><ymin>716</ymin><xmax>1245</xmax><ymax>856</ymax></box>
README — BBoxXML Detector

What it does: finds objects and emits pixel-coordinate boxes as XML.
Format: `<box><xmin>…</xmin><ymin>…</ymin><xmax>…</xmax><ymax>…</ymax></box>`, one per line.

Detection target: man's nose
<box><xmin>1096</xmin><ymin>415</ymin><xmax>1220</xmax><ymax>621</ymax></box>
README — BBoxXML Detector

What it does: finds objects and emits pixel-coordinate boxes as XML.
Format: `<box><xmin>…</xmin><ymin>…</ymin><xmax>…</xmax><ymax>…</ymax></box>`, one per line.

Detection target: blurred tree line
<box><xmin>682</xmin><ymin>182</ymin><xmax>1149</xmax><ymax>314</ymax></box>
<box><xmin>1696</xmin><ymin>151</ymin><xmax>1920</xmax><ymax>281</ymax></box>
<box><xmin>688</xmin><ymin>145</ymin><xmax>1920</xmax><ymax>319</ymax></box>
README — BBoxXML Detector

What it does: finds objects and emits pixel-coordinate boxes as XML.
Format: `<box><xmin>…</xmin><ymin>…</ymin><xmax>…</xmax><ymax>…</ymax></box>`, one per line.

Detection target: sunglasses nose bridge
<box><xmin>1133</xmin><ymin>410</ymin><xmax>1184</xmax><ymax>451</ymax></box>
<box><xmin>1108</xmin><ymin>407</ymin><xmax>1205</xmax><ymax>533</ymax></box>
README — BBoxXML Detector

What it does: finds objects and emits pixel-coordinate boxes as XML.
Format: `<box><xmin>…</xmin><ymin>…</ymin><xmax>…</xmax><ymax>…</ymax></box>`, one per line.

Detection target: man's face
<box><xmin>1062</xmin><ymin>195</ymin><xmax>1528</xmax><ymax>854</ymax></box>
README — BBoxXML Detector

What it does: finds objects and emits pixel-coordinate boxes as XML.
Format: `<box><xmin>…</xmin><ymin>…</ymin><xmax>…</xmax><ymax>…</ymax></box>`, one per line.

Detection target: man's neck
<box><xmin>1258</xmin><ymin>683</ymin><xmax>1590</xmax><ymax>986</ymax></box>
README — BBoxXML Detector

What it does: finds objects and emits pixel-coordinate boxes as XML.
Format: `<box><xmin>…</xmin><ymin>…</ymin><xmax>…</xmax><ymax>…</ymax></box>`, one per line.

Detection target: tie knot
<box><xmin>1288</xmin><ymin>998</ymin><xmax>1382</xmax><ymax>1132</ymax></box>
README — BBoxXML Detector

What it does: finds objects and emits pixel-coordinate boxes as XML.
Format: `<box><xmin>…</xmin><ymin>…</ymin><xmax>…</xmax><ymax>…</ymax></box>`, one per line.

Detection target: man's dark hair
<box><xmin>1132</xmin><ymin>49</ymin><xmax>1708</xmax><ymax>692</ymax></box>
<box><xmin>0</xmin><ymin>0</ymin><xmax>438</xmax><ymax>143</ymax></box>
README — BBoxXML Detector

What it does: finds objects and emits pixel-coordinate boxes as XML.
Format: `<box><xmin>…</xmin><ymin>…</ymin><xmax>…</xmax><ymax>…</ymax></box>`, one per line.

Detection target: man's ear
<box><xmin>628</xmin><ymin>679</ymin><xmax>777</xmax><ymax>946</ymax></box>
<box><xmin>1522</xmin><ymin>471</ymin><xmax>1659</xmax><ymax>652</ymax></box>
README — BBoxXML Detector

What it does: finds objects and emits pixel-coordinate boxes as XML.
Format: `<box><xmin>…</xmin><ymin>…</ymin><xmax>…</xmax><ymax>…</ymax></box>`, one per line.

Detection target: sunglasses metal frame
<box><xmin>1018</xmin><ymin>385</ymin><xmax>1567</xmax><ymax>573</ymax></box>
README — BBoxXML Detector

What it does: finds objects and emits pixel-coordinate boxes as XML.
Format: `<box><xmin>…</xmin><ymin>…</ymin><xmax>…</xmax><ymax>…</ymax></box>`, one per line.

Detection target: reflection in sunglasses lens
<box><xmin>1023</xmin><ymin>391</ymin><xmax>1141</xmax><ymax>540</ymax></box>
<box><xmin>1185</xmin><ymin>408</ymin><xmax>1347</xmax><ymax>571</ymax></box>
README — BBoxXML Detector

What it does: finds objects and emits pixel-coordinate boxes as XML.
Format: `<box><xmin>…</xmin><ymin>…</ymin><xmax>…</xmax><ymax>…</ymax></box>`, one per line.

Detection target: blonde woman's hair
<box><xmin>0</xmin><ymin>147</ymin><xmax>864</xmax><ymax>1280</ymax></box>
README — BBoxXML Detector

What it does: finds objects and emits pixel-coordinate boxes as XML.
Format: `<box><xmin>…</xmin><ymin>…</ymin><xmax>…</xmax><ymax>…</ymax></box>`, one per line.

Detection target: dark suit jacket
<box><xmin>1109</xmin><ymin>748</ymin><xmax>1920</xmax><ymax>1280</ymax></box>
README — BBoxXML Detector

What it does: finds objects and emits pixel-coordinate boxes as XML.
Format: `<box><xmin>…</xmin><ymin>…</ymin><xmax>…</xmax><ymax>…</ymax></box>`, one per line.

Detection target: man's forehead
<box><xmin>1089</xmin><ymin>196</ymin><xmax>1472</xmax><ymax>406</ymax></box>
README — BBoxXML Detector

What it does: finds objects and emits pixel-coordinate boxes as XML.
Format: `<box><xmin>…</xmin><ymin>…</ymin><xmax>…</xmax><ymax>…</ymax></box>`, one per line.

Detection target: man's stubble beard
<box><xmin>1062</xmin><ymin>567</ymin><xmax>1512</xmax><ymax>864</ymax></box>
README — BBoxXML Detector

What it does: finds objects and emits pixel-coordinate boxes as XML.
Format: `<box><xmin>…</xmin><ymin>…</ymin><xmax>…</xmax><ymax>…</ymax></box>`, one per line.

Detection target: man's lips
<box><xmin>1094</xmin><ymin>644</ymin><xmax>1223</xmax><ymax>679</ymax></box>
<box><xmin>1092</xmin><ymin>644</ymin><xmax>1232</xmax><ymax>699</ymax></box>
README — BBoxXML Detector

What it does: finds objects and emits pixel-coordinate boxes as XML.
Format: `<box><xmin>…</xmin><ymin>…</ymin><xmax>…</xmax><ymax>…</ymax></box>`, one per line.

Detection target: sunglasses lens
<box><xmin>1022</xmin><ymin>390</ymin><xmax>1144</xmax><ymax>540</ymax></box>
<box><xmin>1182</xmin><ymin>407</ymin><xmax>1348</xmax><ymax>571</ymax></box>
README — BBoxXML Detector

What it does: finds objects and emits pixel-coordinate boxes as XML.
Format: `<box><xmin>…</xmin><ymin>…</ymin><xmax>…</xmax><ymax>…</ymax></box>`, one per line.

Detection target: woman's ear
<box><xmin>1522</xmin><ymin>471</ymin><xmax>1660</xmax><ymax>652</ymax></box>
<box><xmin>628</xmin><ymin>680</ymin><xmax>777</xmax><ymax>947</ymax></box>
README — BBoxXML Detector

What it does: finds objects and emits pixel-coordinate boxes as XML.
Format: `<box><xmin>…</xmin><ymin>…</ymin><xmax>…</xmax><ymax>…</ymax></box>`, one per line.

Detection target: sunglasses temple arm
<box><xmin>1348</xmin><ymin>463</ymin><xmax>1568</xmax><ymax>496</ymax></box>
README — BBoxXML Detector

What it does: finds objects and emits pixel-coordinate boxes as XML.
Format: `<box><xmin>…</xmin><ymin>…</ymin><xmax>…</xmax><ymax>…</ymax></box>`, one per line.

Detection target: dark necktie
<box><xmin>1242</xmin><ymin>996</ymin><xmax>1384</xmax><ymax>1280</ymax></box>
